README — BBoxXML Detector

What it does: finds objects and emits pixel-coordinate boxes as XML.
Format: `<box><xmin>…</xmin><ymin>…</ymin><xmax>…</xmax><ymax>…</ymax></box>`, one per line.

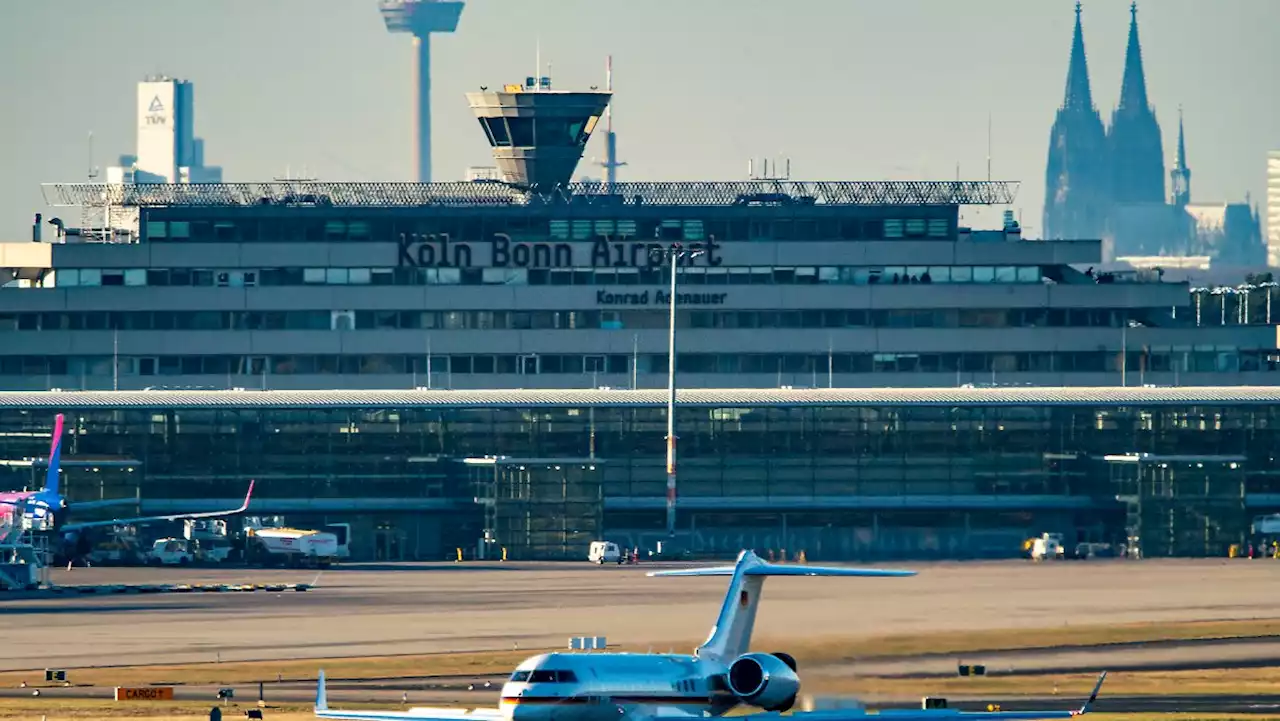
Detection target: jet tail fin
<box><xmin>1075</xmin><ymin>671</ymin><xmax>1107</xmax><ymax>715</ymax></box>
<box><xmin>649</xmin><ymin>550</ymin><xmax>914</xmax><ymax>661</ymax></box>
<box><xmin>45</xmin><ymin>413</ymin><xmax>64</xmax><ymax>496</ymax></box>
<box><xmin>316</xmin><ymin>669</ymin><xmax>328</xmax><ymax>712</ymax></box>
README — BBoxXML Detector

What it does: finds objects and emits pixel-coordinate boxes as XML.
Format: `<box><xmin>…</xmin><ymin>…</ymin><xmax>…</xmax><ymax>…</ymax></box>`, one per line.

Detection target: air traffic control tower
<box><xmin>380</xmin><ymin>0</ymin><xmax>464</xmax><ymax>183</ymax></box>
<box><xmin>466</xmin><ymin>76</ymin><xmax>611</xmax><ymax>188</ymax></box>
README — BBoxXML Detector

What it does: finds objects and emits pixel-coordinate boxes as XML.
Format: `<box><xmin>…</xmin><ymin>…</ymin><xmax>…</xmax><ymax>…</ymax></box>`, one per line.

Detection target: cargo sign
<box><xmin>115</xmin><ymin>686</ymin><xmax>175</xmax><ymax>701</ymax></box>
<box><xmin>397</xmin><ymin>234</ymin><xmax>724</xmax><ymax>269</ymax></box>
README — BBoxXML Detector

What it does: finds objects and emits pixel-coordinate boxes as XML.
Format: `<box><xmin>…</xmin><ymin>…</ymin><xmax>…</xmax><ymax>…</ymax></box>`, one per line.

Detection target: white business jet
<box><xmin>315</xmin><ymin>549</ymin><xmax>1106</xmax><ymax>721</ymax></box>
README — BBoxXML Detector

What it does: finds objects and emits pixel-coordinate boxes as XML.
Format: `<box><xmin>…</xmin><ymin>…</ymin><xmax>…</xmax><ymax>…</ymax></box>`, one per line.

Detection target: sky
<box><xmin>1</xmin><ymin>0</ymin><xmax>1277</xmax><ymax>240</ymax></box>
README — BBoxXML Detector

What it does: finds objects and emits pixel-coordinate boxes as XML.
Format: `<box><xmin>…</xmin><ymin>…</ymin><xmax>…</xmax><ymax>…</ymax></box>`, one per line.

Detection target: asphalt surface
<box><xmin>2</xmin><ymin>680</ymin><xmax>1279</xmax><ymax>715</ymax></box>
<box><xmin>5</xmin><ymin>558</ymin><xmax>1280</xmax><ymax>671</ymax></box>
<box><xmin>3</xmin><ymin>557</ymin><xmax>1280</xmax><ymax>713</ymax></box>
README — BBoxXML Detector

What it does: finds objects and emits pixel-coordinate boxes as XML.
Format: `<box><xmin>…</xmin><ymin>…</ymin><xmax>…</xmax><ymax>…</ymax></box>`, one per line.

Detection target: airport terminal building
<box><xmin>2</xmin><ymin>75</ymin><xmax>1278</xmax><ymax>391</ymax></box>
<box><xmin>0</xmin><ymin>387</ymin><xmax>1276</xmax><ymax>561</ymax></box>
<box><xmin>2</xmin><ymin>80</ymin><xmax>1278</xmax><ymax>561</ymax></box>
<box><xmin>1</xmin><ymin>177</ymin><xmax>1277</xmax><ymax>390</ymax></box>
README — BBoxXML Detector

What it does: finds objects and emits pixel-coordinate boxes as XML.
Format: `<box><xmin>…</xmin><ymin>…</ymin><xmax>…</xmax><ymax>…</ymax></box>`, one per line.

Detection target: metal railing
<box><xmin>41</xmin><ymin>180</ymin><xmax>1021</xmax><ymax>209</ymax></box>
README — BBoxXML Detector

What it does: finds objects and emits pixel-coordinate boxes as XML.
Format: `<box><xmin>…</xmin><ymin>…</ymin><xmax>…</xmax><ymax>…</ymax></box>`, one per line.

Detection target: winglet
<box><xmin>315</xmin><ymin>669</ymin><xmax>328</xmax><ymax>712</ymax></box>
<box><xmin>1074</xmin><ymin>671</ymin><xmax>1107</xmax><ymax>715</ymax></box>
<box><xmin>238</xmin><ymin>480</ymin><xmax>255</xmax><ymax>513</ymax></box>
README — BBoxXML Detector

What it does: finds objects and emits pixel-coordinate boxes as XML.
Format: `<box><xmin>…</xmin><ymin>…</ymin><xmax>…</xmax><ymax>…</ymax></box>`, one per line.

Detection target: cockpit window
<box><xmin>518</xmin><ymin>670</ymin><xmax>577</xmax><ymax>684</ymax></box>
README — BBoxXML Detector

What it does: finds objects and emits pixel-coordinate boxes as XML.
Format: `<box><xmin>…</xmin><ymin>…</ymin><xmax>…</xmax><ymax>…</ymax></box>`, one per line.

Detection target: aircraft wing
<box><xmin>658</xmin><ymin>673</ymin><xmax>1108</xmax><ymax>721</ymax></box>
<box><xmin>313</xmin><ymin>670</ymin><xmax>505</xmax><ymax>721</ymax></box>
<box><xmin>60</xmin><ymin>480</ymin><xmax>255</xmax><ymax>532</ymax></box>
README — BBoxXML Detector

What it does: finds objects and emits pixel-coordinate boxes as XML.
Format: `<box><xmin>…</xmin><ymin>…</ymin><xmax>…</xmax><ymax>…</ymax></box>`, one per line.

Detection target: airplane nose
<box><xmin>507</xmin><ymin>703</ymin><xmax>550</xmax><ymax>721</ymax></box>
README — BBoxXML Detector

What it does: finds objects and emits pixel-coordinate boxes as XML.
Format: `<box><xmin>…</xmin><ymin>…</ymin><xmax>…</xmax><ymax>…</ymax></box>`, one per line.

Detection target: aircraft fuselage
<box><xmin>500</xmin><ymin>653</ymin><xmax>737</xmax><ymax>721</ymax></box>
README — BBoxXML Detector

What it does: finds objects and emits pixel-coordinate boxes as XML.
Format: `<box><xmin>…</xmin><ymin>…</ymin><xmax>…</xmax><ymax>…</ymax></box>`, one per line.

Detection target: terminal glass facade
<box><xmin>0</xmin><ymin>395</ymin><xmax>1276</xmax><ymax>560</ymax></box>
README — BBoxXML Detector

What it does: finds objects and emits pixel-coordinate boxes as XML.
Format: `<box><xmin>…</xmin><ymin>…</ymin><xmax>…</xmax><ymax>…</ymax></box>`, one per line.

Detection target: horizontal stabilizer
<box><xmin>315</xmin><ymin>669</ymin><xmax>504</xmax><ymax>721</ymax></box>
<box><xmin>649</xmin><ymin>563</ymin><xmax>915</xmax><ymax>578</ymax></box>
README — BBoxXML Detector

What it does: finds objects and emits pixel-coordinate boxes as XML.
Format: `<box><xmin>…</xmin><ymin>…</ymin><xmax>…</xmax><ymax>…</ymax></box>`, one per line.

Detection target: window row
<box><xmin>51</xmin><ymin>264</ymin><xmax>1045</xmax><ymax>288</ymax></box>
<box><xmin>5</xmin><ymin>349</ymin><xmax>1276</xmax><ymax>378</ymax></box>
<box><xmin>0</xmin><ymin>307</ymin><xmax>1144</xmax><ymax>332</ymax></box>
<box><xmin>141</xmin><ymin>215</ymin><xmax>954</xmax><ymax>244</ymax></box>
<box><xmin>478</xmin><ymin>116</ymin><xmax>593</xmax><ymax>149</ymax></box>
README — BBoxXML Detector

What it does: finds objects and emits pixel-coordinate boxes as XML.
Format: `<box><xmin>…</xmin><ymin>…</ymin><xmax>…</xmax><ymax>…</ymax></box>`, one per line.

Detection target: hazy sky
<box><xmin>1</xmin><ymin>0</ymin><xmax>1277</xmax><ymax>240</ymax></box>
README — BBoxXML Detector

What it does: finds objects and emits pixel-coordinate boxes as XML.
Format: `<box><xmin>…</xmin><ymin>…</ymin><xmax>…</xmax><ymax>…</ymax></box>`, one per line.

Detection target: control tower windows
<box><xmin>507</xmin><ymin>117</ymin><xmax>535</xmax><ymax>147</ymax></box>
<box><xmin>533</xmin><ymin>119</ymin><xmax>584</xmax><ymax>147</ymax></box>
<box><xmin>478</xmin><ymin>117</ymin><xmax>511</xmax><ymax>147</ymax></box>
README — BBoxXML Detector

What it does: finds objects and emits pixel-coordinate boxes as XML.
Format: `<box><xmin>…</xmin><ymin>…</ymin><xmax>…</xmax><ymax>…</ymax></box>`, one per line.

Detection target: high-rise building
<box><xmin>107</xmin><ymin>75</ymin><xmax>222</xmax><ymax>185</ymax></box>
<box><xmin>1269</xmin><ymin>151</ymin><xmax>1280</xmax><ymax>266</ymax></box>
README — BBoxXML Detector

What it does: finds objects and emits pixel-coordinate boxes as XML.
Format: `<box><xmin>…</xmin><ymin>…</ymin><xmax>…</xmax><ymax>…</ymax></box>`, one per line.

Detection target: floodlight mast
<box><xmin>649</xmin><ymin>242</ymin><xmax>705</xmax><ymax>541</ymax></box>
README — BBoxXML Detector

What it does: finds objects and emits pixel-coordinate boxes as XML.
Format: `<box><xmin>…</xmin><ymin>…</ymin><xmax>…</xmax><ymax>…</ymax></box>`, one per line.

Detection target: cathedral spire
<box><xmin>1171</xmin><ymin>106</ymin><xmax>1191</xmax><ymax>207</ymax></box>
<box><xmin>1118</xmin><ymin>2</ymin><xmax>1150</xmax><ymax>113</ymax></box>
<box><xmin>1062</xmin><ymin>1</ymin><xmax>1095</xmax><ymax>111</ymax></box>
<box><xmin>1107</xmin><ymin>0</ymin><xmax>1165</xmax><ymax>206</ymax></box>
<box><xmin>1043</xmin><ymin>1</ymin><xmax>1109</xmax><ymax>241</ymax></box>
<box><xmin>1174</xmin><ymin>107</ymin><xmax>1187</xmax><ymax>170</ymax></box>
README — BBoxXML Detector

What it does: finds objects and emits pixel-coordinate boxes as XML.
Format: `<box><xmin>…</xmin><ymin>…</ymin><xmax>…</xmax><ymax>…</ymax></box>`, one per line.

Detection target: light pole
<box><xmin>649</xmin><ymin>242</ymin><xmax>704</xmax><ymax>542</ymax></box>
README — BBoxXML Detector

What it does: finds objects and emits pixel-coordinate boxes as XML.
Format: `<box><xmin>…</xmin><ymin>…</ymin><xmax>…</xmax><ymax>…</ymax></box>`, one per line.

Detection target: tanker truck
<box><xmin>241</xmin><ymin>516</ymin><xmax>346</xmax><ymax>568</ymax></box>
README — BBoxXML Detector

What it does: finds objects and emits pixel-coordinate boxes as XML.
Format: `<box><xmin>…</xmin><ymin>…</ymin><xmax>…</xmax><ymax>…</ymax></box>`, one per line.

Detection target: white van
<box><xmin>588</xmin><ymin>541</ymin><xmax>623</xmax><ymax>565</ymax></box>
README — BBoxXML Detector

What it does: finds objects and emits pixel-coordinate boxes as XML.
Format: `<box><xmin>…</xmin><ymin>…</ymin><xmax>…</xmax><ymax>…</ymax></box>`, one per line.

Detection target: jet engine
<box><xmin>726</xmin><ymin>652</ymin><xmax>800</xmax><ymax>712</ymax></box>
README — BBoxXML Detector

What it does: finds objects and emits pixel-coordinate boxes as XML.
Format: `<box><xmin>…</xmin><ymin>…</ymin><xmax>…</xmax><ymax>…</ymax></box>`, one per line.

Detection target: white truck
<box><xmin>243</xmin><ymin>516</ymin><xmax>346</xmax><ymax>568</ymax></box>
<box><xmin>588</xmin><ymin>540</ymin><xmax>624</xmax><ymax>564</ymax></box>
<box><xmin>1030</xmin><ymin>532</ymin><xmax>1066</xmax><ymax>561</ymax></box>
<box><xmin>147</xmin><ymin>538</ymin><xmax>195</xmax><ymax>566</ymax></box>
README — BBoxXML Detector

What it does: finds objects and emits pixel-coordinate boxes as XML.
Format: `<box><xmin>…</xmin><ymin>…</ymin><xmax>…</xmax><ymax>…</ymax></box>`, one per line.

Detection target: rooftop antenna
<box><xmin>86</xmin><ymin>131</ymin><xmax>99</xmax><ymax>181</ymax></box>
<box><xmin>986</xmin><ymin>112</ymin><xmax>992</xmax><ymax>182</ymax></box>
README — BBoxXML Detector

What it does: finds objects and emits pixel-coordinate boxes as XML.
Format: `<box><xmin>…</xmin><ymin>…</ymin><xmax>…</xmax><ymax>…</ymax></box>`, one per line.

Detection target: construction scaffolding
<box><xmin>1108</xmin><ymin>453</ymin><xmax>1247</xmax><ymax>558</ymax></box>
<box><xmin>465</xmin><ymin>457</ymin><xmax>604</xmax><ymax>561</ymax></box>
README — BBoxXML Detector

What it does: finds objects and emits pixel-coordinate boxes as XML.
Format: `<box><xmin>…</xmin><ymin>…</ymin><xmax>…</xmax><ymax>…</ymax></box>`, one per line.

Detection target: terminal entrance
<box><xmin>373</xmin><ymin>522</ymin><xmax>406</xmax><ymax>561</ymax></box>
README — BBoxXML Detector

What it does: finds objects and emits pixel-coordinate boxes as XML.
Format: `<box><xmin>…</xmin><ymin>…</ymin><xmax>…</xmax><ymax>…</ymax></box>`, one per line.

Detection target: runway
<box><xmin>2</xmin><ymin>558</ymin><xmax>1280</xmax><ymax>684</ymax></box>
<box><xmin>1</xmin><ymin>679</ymin><xmax>1278</xmax><ymax>715</ymax></box>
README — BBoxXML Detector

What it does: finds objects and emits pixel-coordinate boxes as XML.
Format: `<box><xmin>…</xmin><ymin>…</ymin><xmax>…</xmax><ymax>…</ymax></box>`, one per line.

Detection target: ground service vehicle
<box><xmin>323</xmin><ymin>523</ymin><xmax>352</xmax><ymax>559</ymax></box>
<box><xmin>147</xmin><ymin>538</ymin><xmax>194</xmax><ymax>566</ymax></box>
<box><xmin>1031</xmin><ymin>533</ymin><xmax>1066</xmax><ymax>561</ymax></box>
<box><xmin>244</xmin><ymin>516</ymin><xmax>339</xmax><ymax>568</ymax></box>
<box><xmin>589</xmin><ymin>540</ymin><xmax>623</xmax><ymax>564</ymax></box>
